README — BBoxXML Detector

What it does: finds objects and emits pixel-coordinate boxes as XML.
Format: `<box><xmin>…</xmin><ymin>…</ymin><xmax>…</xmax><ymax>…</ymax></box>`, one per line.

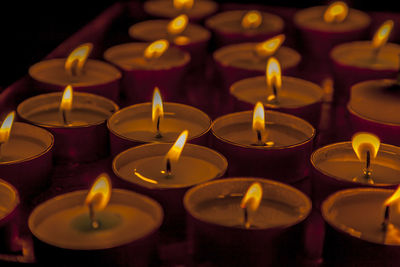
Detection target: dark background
<box><xmin>0</xmin><ymin>0</ymin><xmax>397</xmax><ymax>89</ymax></box>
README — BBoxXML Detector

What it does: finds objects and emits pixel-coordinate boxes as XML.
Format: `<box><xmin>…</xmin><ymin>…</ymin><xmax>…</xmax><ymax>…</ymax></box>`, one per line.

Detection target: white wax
<box><xmin>214</xmin><ymin>43</ymin><xmax>300</xmax><ymax>72</ymax></box>
<box><xmin>144</xmin><ymin>0</ymin><xmax>217</xmax><ymax>20</ymax></box>
<box><xmin>0</xmin><ymin>134</ymin><xmax>46</xmax><ymax>163</ymax></box>
<box><xmin>29</xmin><ymin>59</ymin><xmax>121</xmax><ymax>86</ymax></box>
<box><xmin>0</xmin><ymin>181</ymin><xmax>18</xmax><ymax>220</ymax></box>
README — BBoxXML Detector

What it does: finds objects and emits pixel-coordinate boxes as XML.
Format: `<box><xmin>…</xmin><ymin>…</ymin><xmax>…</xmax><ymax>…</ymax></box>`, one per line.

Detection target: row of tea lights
<box><xmin>1</xmin><ymin>0</ymin><xmax>400</xmax><ymax>265</ymax></box>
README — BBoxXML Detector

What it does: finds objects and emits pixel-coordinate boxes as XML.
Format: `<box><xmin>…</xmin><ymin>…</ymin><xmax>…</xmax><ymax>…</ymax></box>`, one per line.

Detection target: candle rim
<box><xmin>211</xmin><ymin>110</ymin><xmax>315</xmax><ymax>150</ymax></box>
<box><xmin>311</xmin><ymin>141</ymin><xmax>400</xmax><ymax>187</ymax></box>
<box><xmin>17</xmin><ymin>92</ymin><xmax>119</xmax><ymax>129</ymax></box>
<box><xmin>107</xmin><ymin>101</ymin><xmax>211</xmax><ymax>143</ymax></box>
<box><xmin>0</xmin><ymin>178</ymin><xmax>20</xmax><ymax>220</ymax></box>
<box><xmin>183</xmin><ymin>177</ymin><xmax>312</xmax><ymax>230</ymax></box>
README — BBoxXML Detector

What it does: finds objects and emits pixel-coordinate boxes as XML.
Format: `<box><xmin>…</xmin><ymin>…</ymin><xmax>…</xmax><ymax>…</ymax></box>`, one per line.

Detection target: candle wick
<box><xmin>382</xmin><ymin>205</ymin><xmax>390</xmax><ymax>232</ymax></box>
<box><xmin>165</xmin><ymin>158</ymin><xmax>172</xmax><ymax>177</ymax></box>
<box><xmin>272</xmin><ymin>84</ymin><xmax>278</xmax><ymax>102</ymax></box>
<box><xmin>243</xmin><ymin>206</ymin><xmax>250</xmax><ymax>229</ymax></box>
<box><xmin>62</xmin><ymin>109</ymin><xmax>69</xmax><ymax>126</ymax></box>
<box><xmin>89</xmin><ymin>203</ymin><xmax>100</xmax><ymax>230</ymax></box>
<box><xmin>363</xmin><ymin>150</ymin><xmax>372</xmax><ymax>180</ymax></box>
<box><xmin>256</xmin><ymin>130</ymin><xmax>263</xmax><ymax>144</ymax></box>
<box><xmin>155</xmin><ymin>116</ymin><xmax>162</xmax><ymax>139</ymax></box>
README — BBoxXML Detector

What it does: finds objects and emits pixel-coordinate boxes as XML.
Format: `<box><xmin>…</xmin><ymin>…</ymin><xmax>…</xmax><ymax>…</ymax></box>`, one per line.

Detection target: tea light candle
<box><xmin>128</xmin><ymin>15</ymin><xmax>210</xmax><ymax>66</ymax></box>
<box><xmin>211</xmin><ymin>103</ymin><xmax>315</xmax><ymax>182</ymax></box>
<box><xmin>108</xmin><ymin>89</ymin><xmax>211</xmax><ymax>156</ymax></box>
<box><xmin>29</xmin><ymin>43</ymin><xmax>122</xmax><ymax>101</ymax></box>
<box><xmin>205</xmin><ymin>10</ymin><xmax>284</xmax><ymax>47</ymax></box>
<box><xmin>311</xmin><ymin>133</ymin><xmax>400</xmax><ymax>209</ymax></box>
<box><xmin>0</xmin><ymin>113</ymin><xmax>53</xmax><ymax>198</ymax></box>
<box><xmin>17</xmin><ymin>86</ymin><xmax>118</xmax><ymax>163</ymax></box>
<box><xmin>113</xmin><ymin>131</ymin><xmax>227</xmax><ymax>227</ymax></box>
<box><xmin>214</xmin><ymin>34</ymin><xmax>301</xmax><ymax>90</ymax></box>
<box><xmin>331</xmin><ymin>20</ymin><xmax>400</xmax><ymax>104</ymax></box>
<box><xmin>294</xmin><ymin>2</ymin><xmax>370</xmax><ymax>64</ymax></box>
<box><xmin>0</xmin><ymin>179</ymin><xmax>19</xmax><ymax>252</ymax></box>
<box><xmin>29</xmin><ymin>174</ymin><xmax>163</xmax><ymax>266</ymax></box>
<box><xmin>104</xmin><ymin>40</ymin><xmax>190</xmax><ymax>104</ymax></box>
<box><xmin>184</xmin><ymin>177</ymin><xmax>311</xmax><ymax>266</ymax></box>
<box><xmin>348</xmin><ymin>79</ymin><xmax>400</xmax><ymax>146</ymax></box>
<box><xmin>230</xmin><ymin>57</ymin><xmax>323</xmax><ymax>127</ymax></box>
<box><xmin>322</xmin><ymin>188</ymin><xmax>400</xmax><ymax>266</ymax></box>
<box><xmin>143</xmin><ymin>0</ymin><xmax>218</xmax><ymax>22</ymax></box>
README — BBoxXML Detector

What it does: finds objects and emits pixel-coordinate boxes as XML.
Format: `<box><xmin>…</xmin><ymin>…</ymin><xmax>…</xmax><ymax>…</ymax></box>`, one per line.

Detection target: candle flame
<box><xmin>266</xmin><ymin>57</ymin><xmax>282</xmax><ymax>92</ymax></box>
<box><xmin>323</xmin><ymin>1</ymin><xmax>349</xmax><ymax>23</ymax></box>
<box><xmin>60</xmin><ymin>85</ymin><xmax>73</xmax><ymax>114</ymax></box>
<box><xmin>252</xmin><ymin>102</ymin><xmax>265</xmax><ymax>134</ymax></box>
<box><xmin>0</xmin><ymin>111</ymin><xmax>15</xmax><ymax>144</ymax></box>
<box><xmin>352</xmin><ymin>132</ymin><xmax>380</xmax><ymax>161</ymax></box>
<box><xmin>240</xmin><ymin>182</ymin><xmax>263</xmax><ymax>212</ymax></box>
<box><xmin>85</xmin><ymin>173</ymin><xmax>112</xmax><ymax>211</ymax></box>
<box><xmin>64</xmin><ymin>43</ymin><xmax>93</xmax><ymax>76</ymax></box>
<box><xmin>165</xmin><ymin>130</ymin><xmax>188</xmax><ymax>164</ymax></box>
<box><xmin>152</xmin><ymin>87</ymin><xmax>164</xmax><ymax>132</ymax></box>
<box><xmin>167</xmin><ymin>14</ymin><xmax>189</xmax><ymax>35</ymax></box>
<box><xmin>173</xmin><ymin>0</ymin><xmax>193</xmax><ymax>10</ymax></box>
<box><xmin>372</xmin><ymin>20</ymin><xmax>394</xmax><ymax>50</ymax></box>
<box><xmin>255</xmin><ymin>34</ymin><xmax>285</xmax><ymax>58</ymax></box>
<box><xmin>241</xmin><ymin>10</ymin><xmax>262</xmax><ymax>29</ymax></box>
<box><xmin>144</xmin><ymin>39</ymin><xmax>169</xmax><ymax>59</ymax></box>
<box><xmin>385</xmin><ymin>186</ymin><xmax>400</xmax><ymax>209</ymax></box>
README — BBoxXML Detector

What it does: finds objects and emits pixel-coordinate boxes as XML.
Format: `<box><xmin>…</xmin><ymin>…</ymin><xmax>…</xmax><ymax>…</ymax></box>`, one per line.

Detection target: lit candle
<box><xmin>29</xmin><ymin>43</ymin><xmax>122</xmax><ymax>101</ymax></box>
<box><xmin>108</xmin><ymin>87</ymin><xmax>211</xmax><ymax>156</ymax></box>
<box><xmin>230</xmin><ymin>57</ymin><xmax>323</xmax><ymax>127</ymax></box>
<box><xmin>0</xmin><ymin>179</ymin><xmax>19</xmax><ymax>252</ymax></box>
<box><xmin>113</xmin><ymin>130</ymin><xmax>227</xmax><ymax>227</ymax></box>
<box><xmin>211</xmin><ymin>103</ymin><xmax>315</xmax><ymax>182</ymax></box>
<box><xmin>143</xmin><ymin>0</ymin><xmax>218</xmax><ymax>22</ymax></box>
<box><xmin>29</xmin><ymin>173</ymin><xmax>163</xmax><ymax>266</ymax></box>
<box><xmin>104</xmin><ymin>40</ymin><xmax>190</xmax><ymax>104</ymax></box>
<box><xmin>205</xmin><ymin>10</ymin><xmax>284</xmax><ymax>47</ymax></box>
<box><xmin>184</xmin><ymin>177</ymin><xmax>311</xmax><ymax>266</ymax></box>
<box><xmin>17</xmin><ymin>85</ymin><xmax>119</xmax><ymax>163</ymax></box>
<box><xmin>129</xmin><ymin>15</ymin><xmax>211</xmax><ymax>66</ymax></box>
<box><xmin>311</xmin><ymin>132</ymin><xmax>400</xmax><ymax>209</ymax></box>
<box><xmin>331</xmin><ymin>20</ymin><xmax>400</xmax><ymax>104</ymax></box>
<box><xmin>0</xmin><ymin>112</ymin><xmax>53</xmax><ymax>198</ymax></box>
<box><xmin>214</xmin><ymin>34</ymin><xmax>301</xmax><ymax>90</ymax></box>
<box><xmin>322</xmin><ymin>187</ymin><xmax>400</xmax><ymax>265</ymax></box>
<box><xmin>348</xmin><ymin>79</ymin><xmax>400</xmax><ymax>146</ymax></box>
<box><xmin>294</xmin><ymin>2</ymin><xmax>370</xmax><ymax>64</ymax></box>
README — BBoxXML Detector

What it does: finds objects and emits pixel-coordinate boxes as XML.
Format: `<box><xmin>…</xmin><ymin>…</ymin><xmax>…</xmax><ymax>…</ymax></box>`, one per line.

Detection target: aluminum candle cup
<box><xmin>214</xmin><ymin>43</ymin><xmax>301</xmax><ymax>92</ymax></box>
<box><xmin>17</xmin><ymin>92</ymin><xmax>118</xmax><ymax>163</ymax></box>
<box><xmin>348</xmin><ymin>79</ymin><xmax>400</xmax><ymax>146</ymax></box>
<box><xmin>129</xmin><ymin>19</ymin><xmax>211</xmax><ymax>66</ymax></box>
<box><xmin>184</xmin><ymin>177</ymin><xmax>311</xmax><ymax>266</ymax></box>
<box><xmin>0</xmin><ymin>122</ymin><xmax>53</xmax><ymax>199</ymax></box>
<box><xmin>0</xmin><ymin>179</ymin><xmax>19</xmax><ymax>252</ymax></box>
<box><xmin>29</xmin><ymin>59</ymin><xmax>121</xmax><ymax>101</ymax></box>
<box><xmin>294</xmin><ymin>5</ymin><xmax>370</xmax><ymax>64</ymax></box>
<box><xmin>322</xmin><ymin>188</ymin><xmax>400</xmax><ymax>266</ymax></box>
<box><xmin>211</xmin><ymin>110</ymin><xmax>315</xmax><ymax>183</ymax></box>
<box><xmin>108</xmin><ymin>102</ymin><xmax>211</xmax><ymax>156</ymax></box>
<box><xmin>330</xmin><ymin>41</ymin><xmax>400</xmax><ymax>104</ymax></box>
<box><xmin>311</xmin><ymin>141</ymin><xmax>400</xmax><ymax>209</ymax></box>
<box><xmin>143</xmin><ymin>0</ymin><xmax>218</xmax><ymax>22</ymax></box>
<box><xmin>104</xmin><ymin>42</ymin><xmax>190</xmax><ymax>104</ymax></box>
<box><xmin>29</xmin><ymin>189</ymin><xmax>163</xmax><ymax>267</ymax></box>
<box><xmin>112</xmin><ymin>143</ymin><xmax>227</xmax><ymax>228</ymax></box>
<box><xmin>230</xmin><ymin>76</ymin><xmax>323</xmax><ymax>127</ymax></box>
<box><xmin>205</xmin><ymin>10</ymin><xmax>284</xmax><ymax>47</ymax></box>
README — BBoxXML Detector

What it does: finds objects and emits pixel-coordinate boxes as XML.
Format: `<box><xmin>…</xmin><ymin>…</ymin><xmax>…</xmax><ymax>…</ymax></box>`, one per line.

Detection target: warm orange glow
<box><xmin>144</xmin><ymin>39</ymin><xmax>169</xmax><ymax>59</ymax></box>
<box><xmin>167</xmin><ymin>15</ymin><xmax>189</xmax><ymax>35</ymax></box>
<box><xmin>323</xmin><ymin>1</ymin><xmax>349</xmax><ymax>23</ymax></box>
<box><xmin>240</xmin><ymin>182</ymin><xmax>263</xmax><ymax>211</ymax></box>
<box><xmin>173</xmin><ymin>0</ymin><xmax>194</xmax><ymax>10</ymax></box>
<box><xmin>85</xmin><ymin>173</ymin><xmax>112</xmax><ymax>211</ymax></box>
<box><xmin>174</xmin><ymin>36</ymin><xmax>191</xmax><ymax>45</ymax></box>
<box><xmin>64</xmin><ymin>43</ymin><xmax>93</xmax><ymax>76</ymax></box>
<box><xmin>372</xmin><ymin>20</ymin><xmax>394</xmax><ymax>50</ymax></box>
<box><xmin>352</xmin><ymin>132</ymin><xmax>380</xmax><ymax>161</ymax></box>
<box><xmin>252</xmin><ymin>102</ymin><xmax>265</xmax><ymax>133</ymax></box>
<box><xmin>152</xmin><ymin>87</ymin><xmax>164</xmax><ymax>132</ymax></box>
<box><xmin>255</xmin><ymin>34</ymin><xmax>285</xmax><ymax>58</ymax></box>
<box><xmin>385</xmin><ymin>186</ymin><xmax>400</xmax><ymax>208</ymax></box>
<box><xmin>241</xmin><ymin>10</ymin><xmax>262</xmax><ymax>29</ymax></box>
<box><xmin>165</xmin><ymin>130</ymin><xmax>188</xmax><ymax>164</ymax></box>
<box><xmin>60</xmin><ymin>85</ymin><xmax>73</xmax><ymax>114</ymax></box>
<box><xmin>266</xmin><ymin>57</ymin><xmax>282</xmax><ymax>92</ymax></box>
<box><xmin>0</xmin><ymin>111</ymin><xmax>15</xmax><ymax>144</ymax></box>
